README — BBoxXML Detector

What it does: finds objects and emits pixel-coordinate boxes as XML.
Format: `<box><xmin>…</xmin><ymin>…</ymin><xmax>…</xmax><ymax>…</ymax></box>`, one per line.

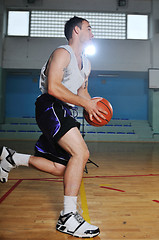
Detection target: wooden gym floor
<box><xmin>0</xmin><ymin>140</ymin><xmax>159</xmax><ymax>240</ymax></box>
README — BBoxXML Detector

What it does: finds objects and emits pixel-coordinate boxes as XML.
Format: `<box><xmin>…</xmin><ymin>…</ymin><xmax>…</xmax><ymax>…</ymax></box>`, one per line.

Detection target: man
<box><xmin>0</xmin><ymin>16</ymin><xmax>106</xmax><ymax>238</ymax></box>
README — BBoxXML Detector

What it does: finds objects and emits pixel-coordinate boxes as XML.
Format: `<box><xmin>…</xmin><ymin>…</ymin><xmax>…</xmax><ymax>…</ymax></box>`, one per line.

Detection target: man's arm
<box><xmin>47</xmin><ymin>48</ymin><xmax>89</xmax><ymax>108</ymax></box>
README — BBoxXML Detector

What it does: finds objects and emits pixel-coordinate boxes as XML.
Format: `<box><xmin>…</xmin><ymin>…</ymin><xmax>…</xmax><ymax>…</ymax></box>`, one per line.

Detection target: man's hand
<box><xmin>84</xmin><ymin>97</ymin><xmax>108</xmax><ymax>122</ymax></box>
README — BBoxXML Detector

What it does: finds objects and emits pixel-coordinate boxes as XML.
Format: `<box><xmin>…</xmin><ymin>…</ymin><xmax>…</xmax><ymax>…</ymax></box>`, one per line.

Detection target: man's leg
<box><xmin>58</xmin><ymin>127</ymin><xmax>89</xmax><ymax>196</ymax></box>
<box><xmin>0</xmin><ymin>146</ymin><xmax>66</xmax><ymax>183</ymax></box>
<box><xmin>56</xmin><ymin>127</ymin><xmax>100</xmax><ymax>238</ymax></box>
<box><xmin>29</xmin><ymin>156</ymin><xmax>66</xmax><ymax>176</ymax></box>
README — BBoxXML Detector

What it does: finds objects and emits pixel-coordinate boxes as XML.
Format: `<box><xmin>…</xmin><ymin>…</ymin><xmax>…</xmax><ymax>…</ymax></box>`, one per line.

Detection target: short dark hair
<box><xmin>64</xmin><ymin>16</ymin><xmax>88</xmax><ymax>41</ymax></box>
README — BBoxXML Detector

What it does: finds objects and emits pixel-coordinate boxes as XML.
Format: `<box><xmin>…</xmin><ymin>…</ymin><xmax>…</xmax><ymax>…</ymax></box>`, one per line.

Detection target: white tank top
<box><xmin>39</xmin><ymin>45</ymin><xmax>91</xmax><ymax>97</ymax></box>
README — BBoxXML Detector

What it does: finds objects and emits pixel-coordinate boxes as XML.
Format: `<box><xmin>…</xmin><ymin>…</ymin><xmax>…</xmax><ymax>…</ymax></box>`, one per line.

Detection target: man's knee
<box><xmin>76</xmin><ymin>146</ymin><xmax>90</xmax><ymax>165</ymax></box>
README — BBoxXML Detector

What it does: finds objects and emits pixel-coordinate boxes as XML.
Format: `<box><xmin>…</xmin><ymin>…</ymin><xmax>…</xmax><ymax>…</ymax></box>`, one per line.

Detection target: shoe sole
<box><xmin>0</xmin><ymin>166</ymin><xmax>7</xmax><ymax>183</ymax></box>
<box><xmin>0</xmin><ymin>146</ymin><xmax>13</xmax><ymax>183</ymax></box>
<box><xmin>56</xmin><ymin>224</ymin><xmax>100</xmax><ymax>238</ymax></box>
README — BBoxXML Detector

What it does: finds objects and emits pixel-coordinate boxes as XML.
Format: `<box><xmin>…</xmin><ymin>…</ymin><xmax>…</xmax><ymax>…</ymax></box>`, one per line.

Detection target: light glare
<box><xmin>84</xmin><ymin>45</ymin><xmax>96</xmax><ymax>56</ymax></box>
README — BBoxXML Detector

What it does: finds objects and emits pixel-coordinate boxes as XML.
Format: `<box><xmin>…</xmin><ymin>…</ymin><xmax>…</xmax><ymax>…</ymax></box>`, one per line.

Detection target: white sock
<box><xmin>13</xmin><ymin>152</ymin><xmax>30</xmax><ymax>167</ymax></box>
<box><xmin>63</xmin><ymin>196</ymin><xmax>77</xmax><ymax>215</ymax></box>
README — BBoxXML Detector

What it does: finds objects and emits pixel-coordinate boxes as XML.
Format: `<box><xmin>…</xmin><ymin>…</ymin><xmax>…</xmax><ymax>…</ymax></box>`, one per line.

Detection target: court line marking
<box><xmin>83</xmin><ymin>173</ymin><xmax>159</xmax><ymax>178</ymax></box>
<box><xmin>99</xmin><ymin>184</ymin><xmax>111</xmax><ymax>186</ymax></box>
<box><xmin>152</xmin><ymin>200</ymin><xmax>159</xmax><ymax>203</ymax></box>
<box><xmin>80</xmin><ymin>178</ymin><xmax>91</xmax><ymax>223</ymax></box>
<box><xmin>7</xmin><ymin>173</ymin><xmax>159</xmax><ymax>181</ymax></box>
<box><xmin>80</xmin><ymin>178</ymin><xmax>93</xmax><ymax>240</ymax></box>
<box><xmin>100</xmin><ymin>186</ymin><xmax>125</xmax><ymax>192</ymax></box>
<box><xmin>1</xmin><ymin>173</ymin><xmax>159</xmax><ymax>204</ymax></box>
<box><xmin>0</xmin><ymin>179</ymin><xmax>23</xmax><ymax>204</ymax></box>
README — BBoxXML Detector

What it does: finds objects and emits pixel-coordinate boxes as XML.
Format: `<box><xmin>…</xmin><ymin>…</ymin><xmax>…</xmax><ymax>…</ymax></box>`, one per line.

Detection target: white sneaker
<box><xmin>56</xmin><ymin>211</ymin><xmax>100</xmax><ymax>238</ymax></box>
<box><xmin>0</xmin><ymin>146</ymin><xmax>16</xmax><ymax>183</ymax></box>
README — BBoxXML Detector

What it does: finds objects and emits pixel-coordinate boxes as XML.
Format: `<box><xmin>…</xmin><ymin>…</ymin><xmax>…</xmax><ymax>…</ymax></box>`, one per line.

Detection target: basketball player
<box><xmin>0</xmin><ymin>16</ymin><xmax>106</xmax><ymax>238</ymax></box>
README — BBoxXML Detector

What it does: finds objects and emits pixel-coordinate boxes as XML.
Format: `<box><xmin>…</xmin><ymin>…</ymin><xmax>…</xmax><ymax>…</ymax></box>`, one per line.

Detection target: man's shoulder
<box><xmin>57</xmin><ymin>45</ymin><xmax>71</xmax><ymax>51</ymax></box>
<box><xmin>50</xmin><ymin>46</ymin><xmax>71</xmax><ymax>67</ymax></box>
<box><xmin>54</xmin><ymin>45</ymin><xmax>71</xmax><ymax>56</ymax></box>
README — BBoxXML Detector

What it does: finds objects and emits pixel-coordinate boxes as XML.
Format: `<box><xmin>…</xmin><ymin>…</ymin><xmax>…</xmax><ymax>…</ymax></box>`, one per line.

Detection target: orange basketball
<box><xmin>83</xmin><ymin>98</ymin><xmax>113</xmax><ymax>127</ymax></box>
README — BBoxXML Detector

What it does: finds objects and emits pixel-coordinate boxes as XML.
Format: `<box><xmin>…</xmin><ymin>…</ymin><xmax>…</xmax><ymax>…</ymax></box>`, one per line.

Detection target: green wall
<box><xmin>149</xmin><ymin>89</ymin><xmax>159</xmax><ymax>133</ymax></box>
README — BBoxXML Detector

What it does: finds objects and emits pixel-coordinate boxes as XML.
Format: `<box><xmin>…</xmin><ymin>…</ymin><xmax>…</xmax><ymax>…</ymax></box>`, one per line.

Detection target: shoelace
<box><xmin>74</xmin><ymin>212</ymin><xmax>85</xmax><ymax>223</ymax></box>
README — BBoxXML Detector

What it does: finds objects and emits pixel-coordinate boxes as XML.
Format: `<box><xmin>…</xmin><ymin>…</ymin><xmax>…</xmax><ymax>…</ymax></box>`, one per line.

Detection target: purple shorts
<box><xmin>34</xmin><ymin>94</ymin><xmax>80</xmax><ymax>166</ymax></box>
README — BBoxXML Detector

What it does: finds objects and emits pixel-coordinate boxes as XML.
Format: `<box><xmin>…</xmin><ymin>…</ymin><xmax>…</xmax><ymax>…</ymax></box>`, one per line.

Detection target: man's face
<box><xmin>79</xmin><ymin>20</ymin><xmax>94</xmax><ymax>46</ymax></box>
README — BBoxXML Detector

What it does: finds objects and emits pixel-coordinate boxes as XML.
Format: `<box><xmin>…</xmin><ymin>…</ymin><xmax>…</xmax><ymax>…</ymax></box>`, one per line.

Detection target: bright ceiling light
<box><xmin>84</xmin><ymin>44</ymin><xmax>96</xmax><ymax>56</ymax></box>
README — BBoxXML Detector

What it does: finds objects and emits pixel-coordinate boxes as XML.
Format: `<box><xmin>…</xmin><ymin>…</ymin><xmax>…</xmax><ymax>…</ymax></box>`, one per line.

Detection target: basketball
<box><xmin>83</xmin><ymin>97</ymin><xmax>113</xmax><ymax>127</ymax></box>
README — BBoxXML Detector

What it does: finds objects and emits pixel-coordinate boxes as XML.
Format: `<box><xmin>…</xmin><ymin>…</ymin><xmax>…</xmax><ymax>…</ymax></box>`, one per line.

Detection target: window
<box><xmin>7</xmin><ymin>11</ymin><xmax>29</xmax><ymax>36</ymax></box>
<box><xmin>30</xmin><ymin>11</ymin><xmax>126</xmax><ymax>39</ymax></box>
<box><xmin>7</xmin><ymin>10</ymin><xmax>148</xmax><ymax>40</ymax></box>
<box><xmin>127</xmin><ymin>14</ymin><xmax>148</xmax><ymax>40</ymax></box>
